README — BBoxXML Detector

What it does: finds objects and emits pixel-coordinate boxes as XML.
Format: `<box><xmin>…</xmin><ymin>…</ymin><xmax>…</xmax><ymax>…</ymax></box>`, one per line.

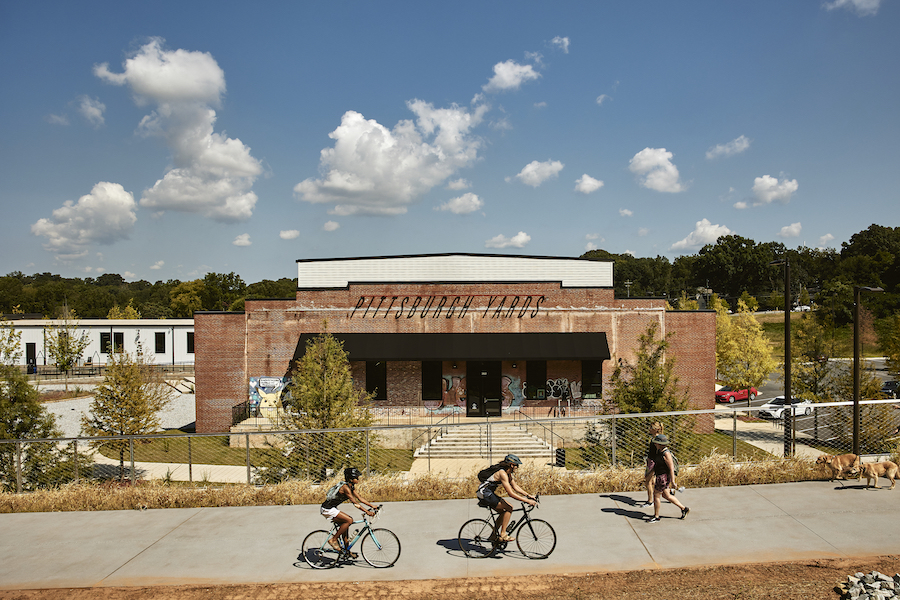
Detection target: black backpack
<box><xmin>477</xmin><ymin>464</ymin><xmax>504</xmax><ymax>483</ymax></box>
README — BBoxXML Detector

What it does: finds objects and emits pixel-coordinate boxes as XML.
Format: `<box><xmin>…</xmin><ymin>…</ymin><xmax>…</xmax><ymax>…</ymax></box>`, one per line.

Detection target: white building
<box><xmin>4</xmin><ymin>319</ymin><xmax>195</xmax><ymax>369</ymax></box>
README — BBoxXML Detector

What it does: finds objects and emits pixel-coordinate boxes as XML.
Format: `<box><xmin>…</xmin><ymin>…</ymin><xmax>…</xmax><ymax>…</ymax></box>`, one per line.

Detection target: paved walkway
<box><xmin>2</xmin><ymin>479</ymin><xmax>898</xmax><ymax>590</ymax></box>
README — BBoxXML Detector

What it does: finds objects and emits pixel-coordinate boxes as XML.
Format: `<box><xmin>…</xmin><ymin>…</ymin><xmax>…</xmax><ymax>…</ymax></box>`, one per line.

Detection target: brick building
<box><xmin>194</xmin><ymin>254</ymin><xmax>715</xmax><ymax>433</ymax></box>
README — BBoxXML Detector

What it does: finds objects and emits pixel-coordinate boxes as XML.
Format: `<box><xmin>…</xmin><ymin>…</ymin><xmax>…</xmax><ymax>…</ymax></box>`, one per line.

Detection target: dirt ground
<box><xmin>2</xmin><ymin>556</ymin><xmax>898</xmax><ymax>600</ymax></box>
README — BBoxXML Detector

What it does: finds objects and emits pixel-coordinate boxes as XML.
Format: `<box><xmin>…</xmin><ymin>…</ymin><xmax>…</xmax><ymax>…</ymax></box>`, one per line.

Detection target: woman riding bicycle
<box><xmin>476</xmin><ymin>454</ymin><xmax>537</xmax><ymax>542</ymax></box>
<box><xmin>320</xmin><ymin>467</ymin><xmax>377</xmax><ymax>554</ymax></box>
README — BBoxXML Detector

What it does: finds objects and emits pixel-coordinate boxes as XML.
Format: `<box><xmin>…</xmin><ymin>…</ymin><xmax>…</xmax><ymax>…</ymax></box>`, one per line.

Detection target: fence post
<box><xmin>611</xmin><ymin>417</ymin><xmax>617</xmax><ymax>467</ymax></box>
<box><xmin>427</xmin><ymin>426</ymin><xmax>431</xmax><ymax>473</ymax></box>
<box><xmin>129</xmin><ymin>438</ymin><xmax>135</xmax><ymax>485</ymax></box>
<box><xmin>188</xmin><ymin>436</ymin><xmax>193</xmax><ymax>483</ymax></box>
<box><xmin>16</xmin><ymin>441</ymin><xmax>23</xmax><ymax>494</ymax></box>
<box><xmin>783</xmin><ymin>410</ymin><xmax>791</xmax><ymax>458</ymax></box>
<box><xmin>73</xmin><ymin>440</ymin><xmax>79</xmax><ymax>483</ymax></box>
<box><xmin>732</xmin><ymin>410</ymin><xmax>737</xmax><ymax>460</ymax></box>
<box><xmin>245</xmin><ymin>433</ymin><xmax>251</xmax><ymax>484</ymax></box>
<box><xmin>365</xmin><ymin>429</ymin><xmax>370</xmax><ymax>474</ymax></box>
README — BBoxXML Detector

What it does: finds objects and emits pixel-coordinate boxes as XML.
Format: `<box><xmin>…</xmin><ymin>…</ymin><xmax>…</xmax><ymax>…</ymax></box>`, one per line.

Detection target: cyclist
<box><xmin>320</xmin><ymin>467</ymin><xmax>377</xmax><ymax>555</ymax></box>
<box><xmin>476</xmin><ymin>454</ymin><xmax>537</xmax><ymax>542</ymax></box>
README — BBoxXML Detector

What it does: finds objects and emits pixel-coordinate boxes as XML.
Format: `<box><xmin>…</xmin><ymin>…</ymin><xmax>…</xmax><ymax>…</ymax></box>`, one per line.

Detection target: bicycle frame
<box><xmin>323</xmin><ymin>506</ymin><xmax>383</xmax><ymax>554</ymax></box>
<box><xmin>484</xmin><ymin>495</ymin><xmax>540</xmax><ymax>538</ymax></box>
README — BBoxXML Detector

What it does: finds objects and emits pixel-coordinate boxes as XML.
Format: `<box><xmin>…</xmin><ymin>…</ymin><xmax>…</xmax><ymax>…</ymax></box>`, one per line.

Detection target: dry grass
<box><xmin>0</xmin><ymin>451</ymin><xmax>830</xmax><ymax>514</ymax></box>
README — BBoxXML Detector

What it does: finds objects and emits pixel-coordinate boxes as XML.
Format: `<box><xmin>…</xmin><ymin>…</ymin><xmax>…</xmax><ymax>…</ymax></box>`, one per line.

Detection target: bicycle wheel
<box><xmin>458</xmin><ymin>518</ymin><xmax>497</xmax><ymax>558</ymax></box>
<box><xmin>301</xmin><ymin>530</ymin><xmax>340</xmax><ymax>569</ymax></box>
<box><xmin>361</xmin><ymin>528</ymin><xmax>401</xmax><ymax>568</ymax></box>
<box><xmin>515</xmin><ymin>518</ymin><xmax>556</xmax><ymax>559</ymax></box>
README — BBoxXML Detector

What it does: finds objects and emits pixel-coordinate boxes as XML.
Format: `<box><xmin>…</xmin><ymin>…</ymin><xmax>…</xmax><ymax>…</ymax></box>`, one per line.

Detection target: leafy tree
<box><xmin>675</xmin><ymin>290</ymin><xmax>698</xmax><ymax>310</ymax></box>
<box><xmin>43</xmin><ymin>307</ymin><xmax>90</xmax><ymax>391</ymax></box>
<box><xmin>738</xmin><ymin>291</ymin><xmax>759</xmax><ymax>312</ymax></box>
<box><xmin>169</xmin><ymin>280</ymin><xmax>204</xmax><ymax>317</ymax></box>
<box><xmin>107</xmin><ymin>299</ymin><xmax>142</xmax><ymax>319</ymax></box>
<box><xmin>715</xmin><ymin>298</ymin><xmax>777</xmax><ymax>404</ymax></box>
<box><xmin>81</xmin><ymin>347</ymin><xmax>171</xmax><ymax>480</ymax></box>
<box><xmin>0</xmin><ymin>317</ymin><xmax>22</xmax><ymax>366</ymax></box>
<box><xmin>1</xmin><ymin>366</ymin><xmax>86</xmax><ymax>491</ymax></box>
<box><xmin>879</xmin><ymin>313</ymin><xmax>900</xmax><ymax>380</ymax></box>
<box><xmin>824</xmin><ymin>359</ymin><xmax>894</xmax><ymax>454</ymax></box>
<box><xmin>201</xmin><ymin>272</ymin><xmax>246</xmax><ymax>311</ymax></box>
<box><xmin>607</xmin><ymin>321</ymin><xmax>689</xmax><ymax>414</ymax></box>
<box><xmin>258</xmin><ymin>331</ymin><xmax>374</xmax><ymax>482</ymax></box>
<box><xmin>694</xmin><ymin>235</ymin><xmax>781</xmax><ymax>302</ymax></box>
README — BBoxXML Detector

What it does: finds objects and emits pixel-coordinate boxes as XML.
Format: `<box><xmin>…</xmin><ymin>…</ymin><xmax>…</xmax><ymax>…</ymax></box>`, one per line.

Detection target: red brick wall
<box><xmin>193</xmin><ymin>284</ymin><xmax>715</xmax><ymax>432</ymax></box>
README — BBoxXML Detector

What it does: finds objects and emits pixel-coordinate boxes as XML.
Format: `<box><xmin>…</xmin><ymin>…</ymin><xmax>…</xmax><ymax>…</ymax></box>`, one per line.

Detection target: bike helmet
<box><xmin>503</xmin><ymin>454</ymin><xmax>523</xmax><ymax>466</ymax></box>
<box><xmin>344</xmin><ymin>467</ymin><xmax>361</xmax><ymax>481</ymax></box>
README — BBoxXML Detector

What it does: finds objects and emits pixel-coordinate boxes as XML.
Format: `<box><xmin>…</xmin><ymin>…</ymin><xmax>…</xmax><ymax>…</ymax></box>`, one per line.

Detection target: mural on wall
<box><xmin>502</xmin><ymin>374</ymin><xmax>525</xmax><ymax>408</ymax></box>
<box><xmin>443</xmin><ymin>375</ymin><xmax>467</xmax><ymax>407</ymax></box>
<box><xmin>545</xmin><ymin>378</ymin><xmax>583</xmax><ymax>406</ymax></box>
<box><xmin>421</xmin><ymin>373</ymin><xmax>583</xmax><ymax>413</ymax></box>
<box><xmin>249</xmin><ymin>376</ymin><xmax>290</xmax><ymax>417</ymax></box>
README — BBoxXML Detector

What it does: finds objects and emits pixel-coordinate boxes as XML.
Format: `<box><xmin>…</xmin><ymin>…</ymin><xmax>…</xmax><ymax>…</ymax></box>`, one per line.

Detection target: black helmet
<box><xmin>344</xmin><ymin>467</ymin><xmax>361</xmax><ymax>481</ymax></box>
<box><xmin>503</xmin><ymin>454</ymin><xmax>522</xmax><ymax>466</ymax></box>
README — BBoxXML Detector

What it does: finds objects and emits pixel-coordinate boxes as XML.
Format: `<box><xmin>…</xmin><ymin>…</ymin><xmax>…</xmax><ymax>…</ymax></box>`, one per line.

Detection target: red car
<box><xmin>715</xmin><ymin>386</ymin><xmax>758</xmax><ymax>403</ymax></box>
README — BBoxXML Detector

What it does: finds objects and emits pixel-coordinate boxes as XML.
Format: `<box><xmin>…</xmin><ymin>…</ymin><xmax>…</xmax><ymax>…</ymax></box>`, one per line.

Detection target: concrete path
<box><xmin>2</xmin><ymin>479</ymin><xmax>898</xmax><ymax>590</ymax></box>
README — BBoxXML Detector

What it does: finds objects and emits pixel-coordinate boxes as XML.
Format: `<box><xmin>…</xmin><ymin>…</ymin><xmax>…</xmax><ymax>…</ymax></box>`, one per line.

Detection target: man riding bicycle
<box><xmin>320</xmin><ymin>467</ymin><xmax>378</xmax><ymax>555</ymax></box>
<box><xmin>476</xmin><ymin>454</ymin><xmax>537</xmax><ymax>542</ymax></box>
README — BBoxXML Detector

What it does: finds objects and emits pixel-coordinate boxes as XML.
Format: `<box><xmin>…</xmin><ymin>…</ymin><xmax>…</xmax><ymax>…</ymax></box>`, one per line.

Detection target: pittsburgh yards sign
<box><xmin>351</xmin><ymin>294</ymin><xmax>546</xmax><ymax>319</ymax></box>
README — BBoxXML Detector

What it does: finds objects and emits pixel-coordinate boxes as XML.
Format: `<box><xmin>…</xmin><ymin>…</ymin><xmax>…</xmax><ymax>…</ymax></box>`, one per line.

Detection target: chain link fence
<box><xmin>3</xmin><ymin>399</ymin><xmax>899</xmax><ymax>493</ymax></box>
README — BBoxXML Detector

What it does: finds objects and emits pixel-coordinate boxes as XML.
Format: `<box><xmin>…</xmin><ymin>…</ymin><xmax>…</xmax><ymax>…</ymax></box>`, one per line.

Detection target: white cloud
<box><xmin>295</xmin><ymin>100</ymin><xmax>488</xmax><ymax>216</ymax></box>
<box><xmin>585</xmin><ymin>233</ymin><xmax>601</xmax><ymax>241</ymax></box>
<box><xmin>123</xmin><ymin>271</ymin><xmax>136</xmax><ymax>279</ymax></box>
<box><xmin>638</xmin><ymin>228</ymin><xmax>649</xmax><ymax>237</ymax></box>
<box><xmin>96</xmin><ymin>39</ymin><xmax>262</xmax><ymax>222</ymax></box>
<box><xmin>596</xmin><ymin>94</ymin><xmax>609</xmax><ymax>106</ymax></box>
<box><xmin>280</xmin><ymin>230</ymin><xmax>300</xmax><ymax>240</ymax></box>
<box><xmin>819</xmin><ymin>233</ymin><xmax>835</xmax><ymax>247</ymax></box>
<box><xmin>534</xmin><ymin>101</ymin><xmax>547</xmax><ymax>109</ymax></box>
<box><xmin>482</xmin><ymin>60</ymin><xmax>541</xmax><ymax>93</ymax></box>
<box><xmin>447</xmin><ymin>178</ymin><xmax>470</xmax><ymax>190</ymax></box>
<box><xmin>628</xmin><ymin>148</ymin><xmax>685</xmax><ymax>193</ymax></box>
<box><xmin>46</xmin><ymin>114</ymin><xmax>69</xmax><ymax>126</ymax></box>
<box><xmin>551</xmin><ymin>36</ymin><xmax>570</xmax><ymax>53</ymax></box>
<box><xmin>232</xmin><ymin>233</ymin><xmax>251</xmax><ymax>246</ymax></box>
<box><xmin>323</xmin><ymin>221</ymin><xmax>340</xmax><ymax>232</ymax></box>
<box><xmin>490</xmin><ymin>116</ymin><xmax>513</xmax><ymax>131</ymax></box>
<box><xmin>513</xmin><ymin>159</ymin><xmax>564</xmax><ymax>187</ymax></box>
<box><xmin>619</xmin><ymin>208</ymin><xmax>633</xmax><ymax>217</ymax></box>
<box><xmin>150</xmin><ymin>261</ymin><xmax>164</xmax><ymax>270</ymax></box>
<box><xmin>823</xmin><ymin>0</ymin><xmax>881</xmax><ymax>16</ymax></box>
<box><xmin>77</xmin><ymin>95</ymin><xmax>106</xmax><ymax>127</ymax></box>
<box><xmin>574</xmin><ymin>174</ymin><xmax>604</xmax><ymax>194</ymax></box>
<box><xmin>733</xmin><ymin>201</ymin><xmax>748</xmax><ymax>210</ymax></box>
<box><xmin>485</xmin><ymin>231</ymin><xmax>531</xmax><ymax>249</ymax></box>
<box><xmin>585</xmin><ymin>242</ymin><xmax>598</xmax><ymax>251</ymax></box>
<box><xmin>31</xmin><ymin>182</ymin><xmax>137</xmax><ymax>260</ymax></box>
<box><xmin>778</xmin><ymin>222</ymin><xmax>802</xmax><ymax>238</ymax></box>
<box><xmin>670</xmin><ymin>218</ymin><xmax>733</xmax><ymax>251</ymax></box>
<box><xmin>706</xmin><ymin>135</ymin><xmax>751</xmax><ymax>160</ymax></box>
<box><xmin>752</xmin><ymin>175</ymin><xmax>799</xmax><ymax>205</ymax></box>
<box><xmin>437</xmin><ymin>192</ymin><xmax>484</xmax><ymax>214</ymax></box>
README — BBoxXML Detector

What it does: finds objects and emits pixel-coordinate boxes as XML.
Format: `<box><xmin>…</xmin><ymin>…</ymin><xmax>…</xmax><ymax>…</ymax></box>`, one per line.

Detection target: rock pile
<box><xmin>835</xmin><ymin>572</ymin><xmax>900</xmax><ymax>599</ymax></box>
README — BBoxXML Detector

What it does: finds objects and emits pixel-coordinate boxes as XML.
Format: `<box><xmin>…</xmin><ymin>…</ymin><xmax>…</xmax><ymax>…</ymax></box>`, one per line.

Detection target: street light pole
<box><xmin>770</xmin><ymin>259</ymin><xmax>791</xmax><ymax>457</ymax></box>
<box><xmin>853</xmin><ymin>285</ymin><xmax>883</xmax><ymax>456</ymax></box>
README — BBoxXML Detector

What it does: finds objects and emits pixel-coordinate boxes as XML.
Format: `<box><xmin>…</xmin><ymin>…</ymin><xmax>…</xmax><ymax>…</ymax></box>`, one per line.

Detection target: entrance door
<box><xmin>466</xmin><ymin>361</ymin><xmax>501</xmax><ymax>417</ymax></box>
<box><xmin>26</xmin><ymin>343</ymin><xmax>36</xmax><ymax>374</ymax></box>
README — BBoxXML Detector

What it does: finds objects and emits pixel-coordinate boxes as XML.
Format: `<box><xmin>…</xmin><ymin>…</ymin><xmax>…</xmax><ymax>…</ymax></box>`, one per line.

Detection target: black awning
<box><xmin>293</xmin><ymin>332</ymin><xmax>610</xmax><ymax>362</ymax></box>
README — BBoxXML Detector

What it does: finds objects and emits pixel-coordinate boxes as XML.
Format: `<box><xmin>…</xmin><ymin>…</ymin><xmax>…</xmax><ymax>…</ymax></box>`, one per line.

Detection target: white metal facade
<box><xmin>5</xmin><ymin>319</ymin><xmax>195</xmax><ymax>367</ymax></box>
<box><xmin>296</xmin><ymin>254</ymin><xmax>614</xmax><ymax>289</ymax></box>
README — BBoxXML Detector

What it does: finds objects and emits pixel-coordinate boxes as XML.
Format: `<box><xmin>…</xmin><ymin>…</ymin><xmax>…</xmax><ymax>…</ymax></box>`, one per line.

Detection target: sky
<box><xmin>1</xmin><ymin>0</ymin><xmax>898</xmax><ymax>284</ymax></box>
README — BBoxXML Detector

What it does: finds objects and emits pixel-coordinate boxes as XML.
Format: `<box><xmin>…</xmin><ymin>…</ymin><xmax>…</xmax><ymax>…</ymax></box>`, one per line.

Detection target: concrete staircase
<box><xmin>165</xmin><ymin>376</ymin><xmax>195</xmax><ymax>394</ymax></box>
<box><xmin>414</xmin><ymin>423</ymin><xmax>553</xmax><ymax>459</ymax></box>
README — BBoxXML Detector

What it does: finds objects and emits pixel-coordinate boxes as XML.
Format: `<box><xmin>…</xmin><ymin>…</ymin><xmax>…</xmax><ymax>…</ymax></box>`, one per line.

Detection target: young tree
<box><xmin>258</xmin><ymin>331</ymin><xmax>374</xmax><ymax>482</ymax></box>
<box><xmin>0</xmin><ymin>366</ymin><xmax>85</xmax><ymax>491</ymax></box>
<box><xmin>81</xmin><ymin>346</ymin><xmax>171</xmax><ymax>480</ymax></box>
<box><xmin>0</xmin><ymin>317</ymin><xmax>22</xmax><ymax>366</ymax></box>
<box><xmin>791</xmin><ymin>314</ymin><xmax>834</xmax><ymax>404</ymax></box>
<box><xmin>880</xmin><ymin>313</ymin><xmax>900</xmax><ymax>380</ymax></box>
<box><xmin>824</xmin><ymin>359</ymin><xmax>893</xmax><ymax>453</ymax></box>
<box><xmin>715</xmin><ymin>298</ymin><xmax>777</xmax><ymax>405</ymax></box>
<box><xmin>608</xmin><ymin>321</ymin><xmax>689</xmax><ymax>415</ymax></box>
<box><xmin>107</xmin><ymin>299</ymin><xmax>141</xmax><ymax>319</ymax></box>
<box><xmin>43</xmin><ymin>307</ymin><xmax>90</xmax><ymax>391</ymax></box>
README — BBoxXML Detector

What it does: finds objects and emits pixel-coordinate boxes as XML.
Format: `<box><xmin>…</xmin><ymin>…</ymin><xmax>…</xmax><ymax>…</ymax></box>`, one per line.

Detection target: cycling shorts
<box><xmin>477</xmin><ymin>489</ymin><xmax>501</xmax><ymax>509</ymax></box>
<box><xmin>320</xmin><ymin>506</ymin><xmax>341</xmax><ymax>521</ymax></box>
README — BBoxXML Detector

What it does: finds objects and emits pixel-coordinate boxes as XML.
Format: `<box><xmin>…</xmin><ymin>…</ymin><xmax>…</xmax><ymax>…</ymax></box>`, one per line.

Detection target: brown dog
<box><xmin>858</xmin><ymin>461</ymin><xmax>899</xmax><ymax>489</ymax></box>
<box><xmin>816</xmin><ymin>453</ymin><xmax>860</xmax><ymax>481</ymax></box>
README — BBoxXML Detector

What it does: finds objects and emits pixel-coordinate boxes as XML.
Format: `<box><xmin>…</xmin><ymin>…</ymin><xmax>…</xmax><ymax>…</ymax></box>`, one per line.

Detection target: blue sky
<box><xmin>1</xmin><ymin>0</ymin><xmax>897</xmax><ymax>283</ymax></box>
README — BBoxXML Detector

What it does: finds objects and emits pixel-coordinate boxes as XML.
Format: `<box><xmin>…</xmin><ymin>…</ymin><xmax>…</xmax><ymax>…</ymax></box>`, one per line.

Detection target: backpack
<box><xmin>325</xmin><ymin>481</ymin><xmax>346</xmax><ymax>501</ymax></box>
<box><xmin>477</xmin><ymin>464</ymin><xmax>504</xmax><ymax>483</ymax></box>
<box><xmin>665</xmin><ymin>448</ymin><xmax>680</xmax><ymax>476</ymax></box>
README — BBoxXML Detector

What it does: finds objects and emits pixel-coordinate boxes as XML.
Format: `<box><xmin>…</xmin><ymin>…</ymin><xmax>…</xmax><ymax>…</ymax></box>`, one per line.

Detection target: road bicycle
<box><xmin>457</xmin><ymin>493</ymin><xmax>556</xmax><ymax>559</ymax></box>
<box><xmin>302</xmin><ymin>505</ymin><xmax>401</xmax><ymax>569</ymax></box>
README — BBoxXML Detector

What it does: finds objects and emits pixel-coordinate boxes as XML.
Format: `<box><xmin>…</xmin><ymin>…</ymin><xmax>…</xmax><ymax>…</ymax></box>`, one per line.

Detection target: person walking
<box><xmin>646</xmin><ymin>434</ymin><xmax>689</xmax><ymax>523</ymax></box>
<box><xmin>639</xmin><ymin>422</ymin><xmax>665</xmax><ymax>508</ymax></box>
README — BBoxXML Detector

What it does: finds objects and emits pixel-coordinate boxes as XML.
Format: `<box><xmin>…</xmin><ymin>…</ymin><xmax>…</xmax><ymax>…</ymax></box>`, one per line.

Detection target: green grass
<box><xmin>756</xmin><ymin>312</ymin><xmax>883</xmax><ymax>360</ymax></box>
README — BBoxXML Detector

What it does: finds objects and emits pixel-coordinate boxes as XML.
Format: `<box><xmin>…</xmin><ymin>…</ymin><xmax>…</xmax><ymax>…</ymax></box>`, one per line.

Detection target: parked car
<box><xmin>715</xmin><ymin>386</ymin><xmax>758</xmax><ymax>404</ymax></box>
<box><xmin>758</xmin><ymin>396</ymin><xmax>813</xmax><ymax>419</ymax></box>
<box><xmin>881</xmin><ymin>381</ymin><xmax>899</xmax><ymax>399</ymax></box>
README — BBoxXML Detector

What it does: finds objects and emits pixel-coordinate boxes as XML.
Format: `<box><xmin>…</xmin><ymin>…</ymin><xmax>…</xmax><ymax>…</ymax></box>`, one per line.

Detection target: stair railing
<box><xmin>511</xmin><ymin>410</ymin><xmax>563</xmax><ymax>461</ymax></box>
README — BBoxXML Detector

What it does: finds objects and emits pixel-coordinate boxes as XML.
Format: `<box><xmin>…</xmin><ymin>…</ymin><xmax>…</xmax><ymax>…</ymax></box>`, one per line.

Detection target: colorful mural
<box><xmin>248</xmin><ymin>376</ymin><xmax>290</xmax><ymax>417</ymax></box>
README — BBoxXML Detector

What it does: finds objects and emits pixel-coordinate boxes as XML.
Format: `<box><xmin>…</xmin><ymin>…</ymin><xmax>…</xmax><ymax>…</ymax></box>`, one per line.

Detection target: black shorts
<box><xmin>478</xmin><ymin>490</ymin><xmax>501</xmax><ymax>509</ymax></box>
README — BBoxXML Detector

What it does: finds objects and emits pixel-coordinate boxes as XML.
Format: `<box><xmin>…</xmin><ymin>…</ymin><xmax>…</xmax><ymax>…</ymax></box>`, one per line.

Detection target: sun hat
<box><xmin>651</xmin><ymin>434</ymin><xmax>670</xmax><ymax>446</ymax></box>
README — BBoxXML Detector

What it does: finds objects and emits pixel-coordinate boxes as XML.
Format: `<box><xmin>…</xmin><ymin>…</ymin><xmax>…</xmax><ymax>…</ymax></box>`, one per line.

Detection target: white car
<box><xmin>758</xmin><ymin>396</ymin><xmax>813</xmax><ymax>419</ymax></box>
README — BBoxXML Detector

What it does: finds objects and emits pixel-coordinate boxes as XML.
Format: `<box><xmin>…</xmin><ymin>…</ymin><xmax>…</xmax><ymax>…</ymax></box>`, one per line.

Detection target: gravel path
<box><xmin>43</xmin><ymin>391</ymin><xmax>197</xmax><ymax>438</ymax></box>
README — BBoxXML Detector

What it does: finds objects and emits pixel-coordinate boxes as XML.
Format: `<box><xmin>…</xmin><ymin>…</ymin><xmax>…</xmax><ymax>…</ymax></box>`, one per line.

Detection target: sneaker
<box><xmin>681</xmin><ymin>507</ymin><xmax>690</xmax><ymax>520</ymax></box>
<box><xmin>639</xmin><ymin>502</ymin><xmax>653</xmax><ymax>508</ymax></box>
<box><xmin>648</xmin><ymin>516</ymin><xmax>660</xmax><ymax>523</ymax></box>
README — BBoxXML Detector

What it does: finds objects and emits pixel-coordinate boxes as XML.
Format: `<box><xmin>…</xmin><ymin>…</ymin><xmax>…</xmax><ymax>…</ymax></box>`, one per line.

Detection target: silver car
<box><xmin>758</xmin><ymin>396</ymin><xmax>812</xmax><ymax>419</ymax></box>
